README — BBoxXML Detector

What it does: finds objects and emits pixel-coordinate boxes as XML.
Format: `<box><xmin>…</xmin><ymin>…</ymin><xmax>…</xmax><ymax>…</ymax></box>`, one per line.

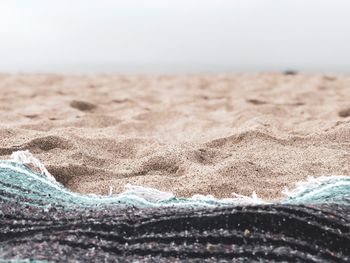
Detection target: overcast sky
<box><xmin>0</xmin><ymin>0</ymin><xmax>349</xmax><ymax>73</ymax></box>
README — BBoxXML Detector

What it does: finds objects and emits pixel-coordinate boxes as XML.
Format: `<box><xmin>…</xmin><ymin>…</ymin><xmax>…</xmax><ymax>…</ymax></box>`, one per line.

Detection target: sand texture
<box><xmin>0</xmin><ymin>73</ymin><xmax>349</xmax><ymax>200</ymax></box>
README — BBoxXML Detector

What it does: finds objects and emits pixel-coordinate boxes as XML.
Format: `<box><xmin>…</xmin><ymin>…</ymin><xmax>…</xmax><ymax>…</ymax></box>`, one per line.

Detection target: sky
<box><xmin>0</xmin><ymin>0</ymin><xmax>349</xmax><ymax>74</ymax></box>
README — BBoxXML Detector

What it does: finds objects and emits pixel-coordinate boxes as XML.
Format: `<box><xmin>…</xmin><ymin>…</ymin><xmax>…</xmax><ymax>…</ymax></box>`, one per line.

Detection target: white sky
<box><xmin>0</xmin><ymin>0</ymin><xmax>349</xmax><ymax>73</ymax></box>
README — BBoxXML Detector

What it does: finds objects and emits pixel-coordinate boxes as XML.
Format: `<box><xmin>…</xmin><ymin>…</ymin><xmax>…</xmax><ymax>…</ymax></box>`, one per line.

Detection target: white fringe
<box><xmin>10</xmin><ymin>150</ymin><xmax>57</xmax><ymax>182</ymax></box>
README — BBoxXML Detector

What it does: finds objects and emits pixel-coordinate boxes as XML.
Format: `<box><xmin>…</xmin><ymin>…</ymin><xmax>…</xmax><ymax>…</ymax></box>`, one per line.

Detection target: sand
<box><xmin>0</xmin><ymin>73</ymin><xmax>349</xmax><ymax>200</ymax></box>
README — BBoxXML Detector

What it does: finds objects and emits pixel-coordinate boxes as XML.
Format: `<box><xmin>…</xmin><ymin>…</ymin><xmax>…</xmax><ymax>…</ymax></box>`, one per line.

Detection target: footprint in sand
<box><xmin>338</xmin><ymin>108</ymin><xmax>350</xmax><ymax>118</ymax></box>
<box><xmin>70</xmin><ymin>100</ymin><xmax>97</xmax><ymax>112</ymax></box>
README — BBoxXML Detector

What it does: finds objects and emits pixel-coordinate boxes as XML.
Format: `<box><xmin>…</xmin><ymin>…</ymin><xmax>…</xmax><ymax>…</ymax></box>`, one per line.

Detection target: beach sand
<box><xmin>0</xmin><ymin>73</ymin><xmax>349</xmax><ymax>200</ymax></box>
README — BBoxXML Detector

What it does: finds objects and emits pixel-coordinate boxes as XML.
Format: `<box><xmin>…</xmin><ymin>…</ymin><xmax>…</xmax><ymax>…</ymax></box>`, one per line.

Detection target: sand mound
<box><xmin>0</xmin><ymin>73</ymin><xmax>349</xmax><ymax>200</ymax></box>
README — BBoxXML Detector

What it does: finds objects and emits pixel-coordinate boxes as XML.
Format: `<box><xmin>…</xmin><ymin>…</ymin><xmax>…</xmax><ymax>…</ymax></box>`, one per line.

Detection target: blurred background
<box><xmin>0</xmin><ymin>0</ymin><xmax>349</xmax><ymax>74</ymax></box>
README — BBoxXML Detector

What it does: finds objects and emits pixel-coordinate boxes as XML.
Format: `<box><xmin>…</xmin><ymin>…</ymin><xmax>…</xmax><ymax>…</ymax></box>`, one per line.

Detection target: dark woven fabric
<box><xmin>1</xmin><ymin>203</ymin><xmax>349</xmax><ymax>262</ymax></box>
